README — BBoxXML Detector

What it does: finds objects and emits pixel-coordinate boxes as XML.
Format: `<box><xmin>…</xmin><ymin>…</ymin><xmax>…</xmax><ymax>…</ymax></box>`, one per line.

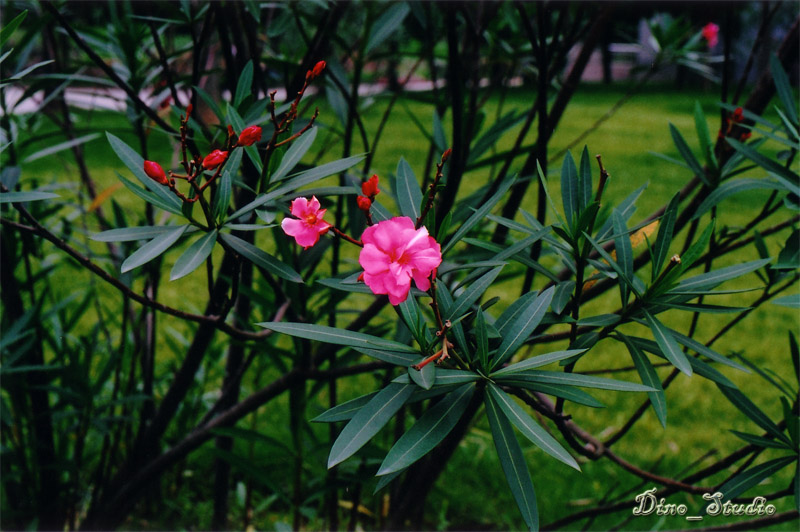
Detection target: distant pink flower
<box><xmin>358</xmin><ymin>217</ymin><xmax>442</xmax><ymax>305</ymax></box>
<box><xmin>702</xmin><ymin>22</ymin><xmax>719</xmax><ymax>48</ymax></box>
<box><xmin>281</xmin><ymin>196</ymin><xmax>331</xmax><ymax>249</ymax></box>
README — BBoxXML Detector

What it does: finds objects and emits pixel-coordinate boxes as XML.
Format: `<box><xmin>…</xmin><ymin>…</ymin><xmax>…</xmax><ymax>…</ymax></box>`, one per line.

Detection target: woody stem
<box><xmin>330</xmin><ymin>226</ymin><xmax>363</xmax><ymax>247</ymax></box>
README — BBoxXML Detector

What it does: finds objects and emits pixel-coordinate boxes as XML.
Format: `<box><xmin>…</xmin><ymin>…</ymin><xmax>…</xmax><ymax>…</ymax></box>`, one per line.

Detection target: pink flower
<box><xmin>701</xmin><ymin>23</ymin><xmax>719</xmax><ymax>48</ymax></box>
<box><xmin>281</xmin><ymin>196</ymin><xmax>331</xmax><ymax>249</ymax></box>
<box><xmin>358</xmin><ymin>217</ymin><xmax>442</xmax><ymax>305</ymax></box>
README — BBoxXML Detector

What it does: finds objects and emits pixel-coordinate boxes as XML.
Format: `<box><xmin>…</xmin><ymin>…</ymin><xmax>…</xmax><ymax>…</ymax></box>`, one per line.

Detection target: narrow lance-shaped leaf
<box><xmin>121</xmin><ymin>225</ymin><xmax>189</xmax><ymax>273</ymax></box>
<box><xmin>726</xmin><ymin>137</ymin><xmax>800</xmax><ymax>196</ymax></box>
<box><xmin>561</xmin><ymin>150</ymin><xmax>579</xmax><ymax>227</ymax></box>
<box><xmin>612</xmin><ymin>211</ymin><xmax>633</xmax><ymax>308</ymax></box>
<box><xmin>491</xmin><ymin>349</ymin><xmax>587</xmax><ymax>377</ymax></box>
<box><xmin>447</xmin><ymin>266</ymin><xmax>503</xmax><ymax>322</ymax></box>
<box><xmin>491</xmin><ymin>286</ymin><xmax>555</xmax><ymax>370</ymax></box>
<box><xmin>107</xmin><ymin>133</ymin><xmax>182</xmax><ymax>209</ymax></box>
<box><xmin>711</xmin><ymin>456</ymin><xmax>796</xmax><ymax>509</ymax></box>
<box><xmin>485</xmin><ymin>392</ymin><xmax>539</xmax><ymax>532</ymax></box>
<box><xmin>214</xmin><ymin>148</ymin><xmax>241</xmax><ymax>221</ymax></box>
<box><xmin>311</xmin><ymin>392</ymin><xmax>378</xmax><ymax>423</ymax></box>
<box><xmin>618</xmin><ymin>333</ymin><xmax>667</xmax><ymax>428</ymax></box>
<box><xmin>234</xmin><ymin>59</ymin><xmax>253</xmax><ymax>108</ymax></box>
<box><xmin>502</xmin><ymin>370</ymin><xmax>655</xmax><ymax>392</ymax></box>
<box><xmin>642</xmin><ymin>309</ymin><xmax>692</xmax><ymax>377</ymax></box>
<box><xmin>716</xmin><ymin>384</ymin><xmax>791</xmax><ymax>445</ymax></box>
<box><xmin>443</xmin><ymin>175</ymin><xmax>515</xmax><ymax>254</ymax></box>
<box><xmin>669</xmin><ymin>123</ymin><xmax>708</xmax><ymax>185</ymax></box>
<box><xmin>488</xmin><ymin>384</ymin><xmax>579</xmax><ymax>471</ymax></box>
<box><xmin>256</xmin><ymin>322</ymin><xmax>419</xmax><ymax>354</ymax></box>
<box><xmin>270</xmin><ymin>127</ymin><xmax>318</xmax><ymax>183</ymax></box>
<box><xmin>170</xmin><ymin>230</ymin><xmax>218</xmax><ymax>281</ymax></box>
<box><xmin>0</xmin><ymin>191</ymin><xmax>59</xmax><ymax>203</ymax></box>
<box><xmin>694</xmin><ymin>101</ymin><xmax>717</xmax><ymax>171</ymax></box>
<box><xmin>328</xmin><ymin>383</ymin><xmax>415</xmax><ymax>468</ymax></box>
<box><xmin>394</xmin><ymin>157</ymin><xmax>423</xmax><ymax>219</ymax></box>
<box><xmin>578</xmin><ymin>146</ymin><xmax>593</xmax><ymax>212</ymax></box>
<box><xmin>652</xmin><ymin>192</ymin><xmax>680</xmax><ymax>281</ymax></box>
<box><xmin>365</xmin><ymin>2</ymin><xmax>410</xmax><ymax>54</ymax></box>
<box><xmin>219</xmin><ymin>232</ymin><xmax>302</xmax><ymax>283</ymax></box>
<box><xmin>377</xmin><ymin>383</ymin><xmax>475</xmax><ymax>475</ymax></box>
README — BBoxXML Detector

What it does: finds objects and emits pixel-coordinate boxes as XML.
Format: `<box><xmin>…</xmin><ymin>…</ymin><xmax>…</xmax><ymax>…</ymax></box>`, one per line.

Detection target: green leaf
<box><xmin>351</xmin><ymin>347</ymin><xmax>418</xmax><ymax>366</ymax></box>
<box><xmin>729</xmin><ymin>430</ymin><xmax>793</xmax><ymax>450</ymax></box>
<box><xmin>501</xmin><ymin>370</ymin><xmax>655</xmax><ymax>392</ymax></box>
<box><xmin>612</xmin><ymin>211</ymin><xmax>633</xmax><ymax>307</ymax></box>
<box><xmin>270</xmin><ymin>127</ymin><xmax>318</xmax><ymax>183</ymax></box>
<box><xmin>713</xmin><ymin>456</ymin><xmax>796</xmax><ymax>505</ymax></box>
<box><xmin>652</xmin><ymin>192</ymin><xmax>680</xmax><ymax>281</ymax></box>
<box><xmin>408</xmin><ymin>362</ymin><xmax>436</xmax><ymax>390</ymax></box>
<box><xmin>475</xmin><ymin>309</ymin><xmax>489</xmax><ymax>369</ymax></box>
<box><xmin>117</xmin><ymin>173</ymin><xmax>183</xmax><ymax>215</ymax></box>
<box><xmin>256</xmin><ymin>322</ymin><xmax>418</xmax><ymax>353</ymax></box>
<box><xmin>365</xmin><ymin>2</ymin><xmax>410</xmax><ymax>54</ymax></box>
<box><xmin>694</xmin><ymin>101</ymin><xmax>717</xmax><ymax>171</ymax></box>
<box><xmin>0</xmin><ymin>10</ymin><xmax>27</xmax><ymax>48</ymax></box>
<box><xmin>619</xmin><ymin>334</ymin><xmax>667</xmax><ymax>428</ymax></box>
<box><xmin>491</xmin><ymin>286</ymin><xmax>555</xmax><ymax>370</ymax></box>
<box><xmin>234</xmin><ymin>60</ymin><xmax>254</xmax><ymax>108</ymax></box>
<box><xmin>674</xmin><ymin>259</ymin><xmax>771</xmax><ymax>293</ymax></box>
<box><xmin>668</xmin><ymin>330</ymin><xmax>748</xmax><ymax>372</ymax></box>
<box><xmin>328</xmin><ymin>383</ymin><xmax>415</xmax><ymax>468</ymax></box>
<box><xmin>121</xmin><ymin>225</ymin><xmax>188</xmax><ymax>273</ymax></box>
<box><xmin>771</xmin><ymin>55</ymin><xmax>798</xmax><ymax>124</ymax></box>
<box><xmin>485</xmin><ymin>392</ymin><xmax>539</xmax><ymax>531</ymax></box>
<box><xmin>443</xmin><ymin>175</ymin><xmax>515</xmax><ymax>254</ymax></box>
<box><xmin>642</xmin><ymin>309</ymin><xmax>692</xmax><ymax>376</ymax></box>
<box><xmin>487</xmin><ymin>384</ymin><xmax>579</xmax><ymax>471</ymax></box>
<box><xmin>491</xmin><ymin>350</ymin><xmax>587</xmax><ymax>377</ymax></box>
<box><xmin>669</xmin><ymin>123</ymin><xmax>707</xmax><ymax>185</ymax></box>
<box><xmin>678</xmin><ymin>220</ymin><xmax>714</xmax><ymax>272</ymax></box>
<box><xmin>561</xmin><ymin>150</ymin><xmax>579</xmax><ymax>227</ymax></box>
<box><xmin>578</xmin><ymin>146</ymin><xmax>593</xmax><ymax>212</ymax></box>
<box><xmin>716</xmin><ymin>384</ymin><xmax>791</xmax><ymax>445</ymax></box>
<box><xmin>170</xmin><ymin>230</ymin><xmax>217</xmax><ymax>281</ymax></box>
<box><xmin>219</xmin><ymin>232</ymin><xmax>302</xmax><ymax>283</ymax></box>
<box><xmin>311</xmin><ymin>392</ymin><xmax>378</xmax><ymax>423</ymax></box>
<box><xmin>394</xmin><ymin>157</ymin><xmax>423</xmax><ymax>220</ymax></box>
<box><xmin>498</xmin><ymin>381</ymin><xmax>603</xmax><ymax>408</ymax></box>
<box><xmin>692</xmin><ymin>179</ymin><xmax>784</xmax><ymax>221</ymax></box>
<box><xmin>583</xmin><ymin>232</ymin><xmax>642</xmax><ymax>298</ymax></box>
<box><xmin>447</xmin><ymin>267</ymin><xmax>503</xmax><ymax>322</ymax></box>
<box><xmin>727</xmin><ymin>137</ymin><xmax>800</xmax><ymax>196</ymax></box>
<box><xmin>106</xmin><ymin>133</ymin><xmax>182</xmax><ymax>210</ymax></box>
<box><xmin>92</xmin><ymin>225</ymin><xmax>187</xmax><ymax>243</ymax></box>
<box><xmin>377</xmin><ymin>383</ymin><xmax>474</xmax><ymax>475</ymax></box>
<box><xmin>214</xmin><ymin>148</ymin><xmax>241</xmax><ymax>221</ymax></box>
<box><xmin>23</xmin><ymin>133</ymin><xmax>101</xmax><ymax>163</ymax></box>
<box><xmin>0</xmin><ymin>191</ymin><xmax>59</xmax><ymax>203</ymax></box>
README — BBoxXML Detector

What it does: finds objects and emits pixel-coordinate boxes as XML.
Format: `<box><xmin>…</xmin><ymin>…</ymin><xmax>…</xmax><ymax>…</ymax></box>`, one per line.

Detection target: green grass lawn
<box><xmin>12</xmin><ymin>81</ymin><xmax>799</xmax><ymax>530</ymax></box>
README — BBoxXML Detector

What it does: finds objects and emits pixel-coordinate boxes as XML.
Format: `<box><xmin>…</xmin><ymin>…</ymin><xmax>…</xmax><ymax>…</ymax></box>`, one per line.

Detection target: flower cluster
<box><xmin>357</xmin><ymin>175</ymin><xmax>380</xmax><ymax>212</ymax></box>
<box><xmin>281</xmin><ymin>181</ymin><xmax>443</xmax><ymax>304</ymax></box>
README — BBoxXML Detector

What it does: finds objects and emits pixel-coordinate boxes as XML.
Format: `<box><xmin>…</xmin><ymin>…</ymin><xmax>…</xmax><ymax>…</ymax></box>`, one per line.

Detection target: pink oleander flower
<box><xmin>358</xmin><ymin>217</ymin><xmax>442</xmax><ymax>305</ymax></box>
<box><xmin>143</xmin><ymin>160</ymin><xmax>168</xmax><ymax>185</ymax></box>
<box><xmin>238</xmin><ymin>125</ymin><xmax>262</xmax><ymax>147</ymax></box>
<box><xmin>202</xmin><ymin>149</ymin><xmax>228</xmax><ymax>170</ymax></box>
<box><xmin>281</xmin><ymin>196</ymin><xmax>331</xmax><ymax>249</ymax></box>
<box><xmin>701</xmin><ymin>22</ymin><xmax>719</xmax><ymax>48</ymax></box>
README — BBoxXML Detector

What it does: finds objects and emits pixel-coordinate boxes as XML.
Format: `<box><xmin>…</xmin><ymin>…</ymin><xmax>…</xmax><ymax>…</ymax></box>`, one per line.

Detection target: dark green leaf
<box><xmin>771</xmin><ymin>55</ymin><xmax>798</xmax><ymax>123</ymax></box>
<box><xmin>716</xmin><ymin>384</ymin><xmax>791</xmax><ymax>445</ymax></box>
<box><xmin>351</xmin><ymin>347</ymin><xmax>418</xmax><ymax>366</ymax></box>
<box><xmin>219</xmin><ymin>232</ymin><xmax>302</xmax><ymax>283</ymax></box>
<box><xmin>476</xmin><ymin>309</ymin><xmax>489</xmax><ymax>369</ymax></box>
<box><xmin>487</xmin><ymin>384</ymin><xmax>579</xmax><ymax>470</ymax></box>
<box><xmin>669</xmin><ymin>123</ymin><xmax>707</xmax><ymax>185</ymax></box>
<box><xmin>612</xmin><ymin>211</ymin><xmax>633</xmax><ymax>307</ymax></box>
<box><xmin>256</xmin><ymin>322</ymin><xmax>418</xmax><ymax>353</ymax></box>
<box><xmin>642</xmin><ymin>309</ymin><xmax>692</xmax><ymax>376</ymax></box>
<box><xmin>234</xmin><ymin>60</ymin><xmax>253</xmax><ymax>108</ymax></box>
<box><xmin>394</xmin><ymin>157</ymin><xmax>423</xmax><ymax>219</ymax></box>
<box><xmin>447</xmin><ymin>267</ymin><xmax>503</xmax><ymax>322</ymax></box>
<box><xmin>619</xmin><ymin>334</ymin><xmax>667</xmax><ymax>427</ymax></box>
<box><xmin>213</xmin><ymin>149</ymin><xmax>240</xmax><ymax>221</ymax></box>
<box><xmin>117</xmin><ymin>173</ymin><xmax>183</xmax><ymax>215</ymax></box>
<box><xmin>729</xmin><ymin>430</ymin><xmax>793</xmax><ymax>450</ymax></box>
<box><xmin>561</xmin><ymin>150</ymin><xmax>579</xmax><ymax>227</ymax></box>
<box><xmin>23</xmin><ymin>133</ymin><xmax>100</xmax><ymax>163</ymax></box>
<box><xmin>0</xmin><ymin>10</ymin><xmax>27</xmax><ymax>47</ymax></box>
<box><xmin>491</xmin><ymin>286</ymin><xmax>555</xmax><ymax>370</ymax></box>
<box><xmin>674</xmin><ymin>259</ymin><xmax>771</xmax><ymax>293</ymax></box>
<box><xmin>170</xmin><ymin>230</ymin><xmax>217</xmax><ymax>281</ymax></box>
<box><xmin>377</xmin><ymin>383</ymin><xmax>474</xmax><ymax>475</ymax></box>
<box><xmin>485</xmin><ymin>392</ymin><xmax>539</xmax><ymax>531</ymax></box>
<box><xmin>328</xmin><ymin>383</ymin><xmax>415</xmax><ymax>468</ymax></box>
<box><xmin>107</xmin><ymin>133</ymin><xmax>182</xmax><ymax>210</ymax></box>
<box><xmin>677</xmin><ymin>221</ymin><xmax>714</xmax><ymax>271</ymax></box>
<box><xmin>0</xmin><ymin>191</ymin><xmax>59</xmax><ymax>203</ymax></box>
<box><xmin>491</xmin><ymin>350</ymin><xmax>587</xmax><ymax>377</ymax></box>
<box><xmin>121</xmin><ymin>225</ymin><xmax>188</xmax><ymax>273</ymax></box>
<box><xmin>713</xmin><ymin>456</ymin><xmax>796</xmax><ymax>505</ymax></box>
<box><xmin>408</xmin><ymin>362</ymin><xmax>436</xmax><ymax>390</ymax></box>
<box><xmin>270</xmin><ymin>127</ymin><xmax>318</xmax><ymax>183</ymax></box>
<box><xmin>727</xmin><ymin>137</ymin><xmax>800</xmax><ymax>196</ymax></box>
<box><xmin>443</xmin><ymin>175</ymin><xmax>515</xmax><ymax>254</ymax></box>
<box><xmin>311</xmin><ymin>392</ymin><xmax>377</xmax><ymax>423</ymax></box>
<box><xmin>694</xmin><ymin>101</ymin><xmax>717</xmax><ymax>171</ymax></box>
<box><xmin>693</xmin><ymin>179</ymin><xmax>783</xmax><ymax>221</ymax></box>
<box><xmin>365</xmin><ymin>2</ymin><xmax>410</xmax><ymax>54</ymax></box>
<box><xmin>578</xmin><ymin>146</ymin><xmax>593</xmax><ymax>212</ymax></box>
<box><xmin>502</xmin><ymin>370</ymin><xmax>654</xmax><ymax>392</ymax></box>
<box><xmin>652</xmin><ymin>192</ymin><xmax>680</xmax><ymax>281</ymax></box>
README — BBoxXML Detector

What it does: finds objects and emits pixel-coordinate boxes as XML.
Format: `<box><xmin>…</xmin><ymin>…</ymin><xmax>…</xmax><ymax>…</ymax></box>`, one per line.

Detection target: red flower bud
<box><xmin>740</xmin><ymin>131</ymin><xmax>752</xmax><ymax>141</ymax></box>
<box><xmin>185</xmin><ymin>104</ymin><xmax>193</xmax><ymax>118</ymax></box>
<box><xmin>442</xmin><ymin>148</ymin><xmax>452</xmax><ymax>162</ymax></box>
<box><xmin>202</xmin><ymin>149</ymin><xmax>228</xmax><ymax>170</ymax></box>
<box><xmin>238</xmin><ymin>125</ymin><xmax>262</xmax><ymax>147</ymax></box>
<box><xmin>357</xmin><ymin>195</ymin><xmax>372</xmax><ymax>211</ymax></box>
<box><xmin>309</xmin><ymin>60</ymin><xmax>326</xmax><ymax>80</ymax></box>
<box><xmin>732</xmin><ymin>107</ymin><xmax>744</xmax><ymax>123</ymax></box>
<box><xmin>361</xmin><ymin>175</ymin><xmax>380</xmax><ymax>198</ymax></box>
<box><xmin>143</xmin><ymin>160</ymin><xmax>168</xmax><ymax>185</ymax></box>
